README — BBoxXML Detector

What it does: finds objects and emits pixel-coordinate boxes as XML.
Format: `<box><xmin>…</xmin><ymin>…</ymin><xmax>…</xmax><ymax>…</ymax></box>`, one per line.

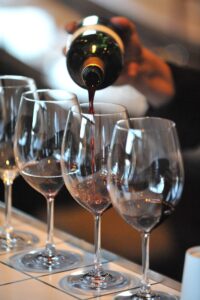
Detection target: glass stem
<box><xmin>140</xmin><ymin>231</ymin><xmax>151</xmax><ymax>295</ymax></box>
<box><xmin>4</xmin><ymin>182</ymin><xmax>13</xmax><ymax>235</ymax></box>
<box><xmin>45</xmin><ymin>196</ymin><xmax>55</xmax><ymax>256</ymax></box>
<box><xmin>94</xmin><ymin>214</ymin><xmax>102</xmax><ymax>274</ymax></box>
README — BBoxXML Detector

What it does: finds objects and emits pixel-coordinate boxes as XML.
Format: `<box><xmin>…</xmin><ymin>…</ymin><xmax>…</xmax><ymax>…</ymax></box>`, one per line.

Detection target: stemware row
<box><xmin>0</xmin><ymin>76</ymin><xmax>184</xmax><ymax>299</ymax></box>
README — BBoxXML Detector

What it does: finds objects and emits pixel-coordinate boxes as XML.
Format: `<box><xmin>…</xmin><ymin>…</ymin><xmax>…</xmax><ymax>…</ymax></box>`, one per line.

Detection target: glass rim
<box><xmin>0</xmin><ymin>75</ymin><xmax>35</xmax><ymax>88</ymax></box>
<box><xmin>116</xmin><ymin>117</ymin><xmax>176</xmax><ymax>132</ymax></box>
<box><xmin>77</xmin><ymin>102</ymin><xmax>127</xmax><ymax>117</ymax></box>
<box><xmin>22</xmin><ymin>89</ymin><xmax>78</xmax><ymax>103</ymax></box>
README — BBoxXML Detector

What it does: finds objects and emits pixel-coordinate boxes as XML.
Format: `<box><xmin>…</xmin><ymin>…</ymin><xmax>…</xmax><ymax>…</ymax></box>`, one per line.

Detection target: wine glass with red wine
<box><xmin>0</xmin><ymin>75</ymin><xmax>39</xmax><ymax>252</ymax></box>
<box><xmin>108</xmin><ymin>117</ymin><xmax>184</xmax><ymax>300</ymax></box>
<box><xmin>61</xmin><ymin>102</ymin><xmax>140</xmax><ymax>291</ymax></box>
<box><xmin>13</xmin><ymin>89</ymin><xmax>80</xmax><ymax>272</ymax></box>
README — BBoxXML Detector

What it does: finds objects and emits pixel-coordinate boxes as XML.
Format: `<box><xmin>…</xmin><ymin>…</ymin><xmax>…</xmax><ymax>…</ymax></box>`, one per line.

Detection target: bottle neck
<box><xmin>81</xmin><ymin>57</ymin><xmax>105</xmax><ymax>88</ymax></box>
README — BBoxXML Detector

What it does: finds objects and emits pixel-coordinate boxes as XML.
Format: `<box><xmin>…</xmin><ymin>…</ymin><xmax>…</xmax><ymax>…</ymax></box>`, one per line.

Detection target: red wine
<box><xmin>66</xmin><ymin>172</ymin><xmax>111</xmax><ymax>215</ymax></box>
<box><xmin>21</xmin><ymin>160</ymin><xmax>63</xmax><ymax>198</ymax></box>
<box><xmin>66</xmin><ymin>15</ymin><xmax>124</xmax><ymax>91</ymax></box>
<box><xmin>66</xmin><ymin>16</ymin><xmax>124</xmax><ymax>214</ymax></box>
<box><xmin>118</xmin><ymin>197</ymin><xmax>162</xmax><ymax>233</ymax></box>
<box><xmin>88</xmin><ymin>86</ymin><xmax>96</xmax><ymax>114</ymax></box>
<box><xmin>114</xmin><ymin>197</ymin><xmax>174</xmax><ymax>233</ymax></box>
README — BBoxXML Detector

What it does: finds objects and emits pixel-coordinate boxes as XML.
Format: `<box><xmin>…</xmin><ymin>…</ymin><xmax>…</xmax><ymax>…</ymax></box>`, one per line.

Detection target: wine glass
<box><xmin>13</xmin><ymin>89</ymin><xmax>80</xmax><ymax>272</ymax></box>
<box><xmin>108</xmin><ymin>117</ymin><xmax>184</xmax><ymax>300</ymax></box>
<box><xmin>0</xmin><ymin>75</ymin><xmax>39</xmax><ymax>252</ymax></box>
<box><xmin>61</xmin><ymin>102</ymin><xmax>138</xmax><ymax>291</ymax></box>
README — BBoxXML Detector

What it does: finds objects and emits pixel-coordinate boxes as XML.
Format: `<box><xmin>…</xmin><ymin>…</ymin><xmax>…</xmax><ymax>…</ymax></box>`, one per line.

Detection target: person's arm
<box><xmin>110</xmin><ymin>17</ymin><xmax>175</xmax><ymax>108</ymax></box>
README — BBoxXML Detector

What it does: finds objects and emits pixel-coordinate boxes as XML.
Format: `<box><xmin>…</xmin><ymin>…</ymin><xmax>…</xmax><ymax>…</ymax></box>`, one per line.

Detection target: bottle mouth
<box><xmin>82</xmin><ymin>66</ymin><xmax>104</xmax><ymax>88</ymax></box>
<box><xmin>81</xmin><ymin>56</ymin><xmax>104</xmax><ymax>88</ymax></box>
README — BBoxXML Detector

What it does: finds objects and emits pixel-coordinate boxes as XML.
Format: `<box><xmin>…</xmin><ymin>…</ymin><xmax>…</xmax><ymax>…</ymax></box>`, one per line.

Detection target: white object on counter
<box><xmin>181</xmin><ymin>246</ymin><xmax>200</xmax><ymax>300</ymax></box>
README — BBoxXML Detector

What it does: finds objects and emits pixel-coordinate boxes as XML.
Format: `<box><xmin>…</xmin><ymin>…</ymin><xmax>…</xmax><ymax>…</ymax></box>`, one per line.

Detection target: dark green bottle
<box><xmin>66</xmin><ymin>15</ymin><xmax>124</xmax><ymax>90</ymax></box>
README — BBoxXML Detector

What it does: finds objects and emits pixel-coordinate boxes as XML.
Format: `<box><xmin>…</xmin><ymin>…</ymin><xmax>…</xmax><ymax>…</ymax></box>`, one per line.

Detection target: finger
<box><xmin>110</xmin><ymin>16</ymin><xmax>136</xmax><ymax>32</ymax></box>
<box><xmin>127</xmin><ymin>32</ymin><xmax>142</xmax><ymax>59</ymax></box>
<box><xmin>62</xmin><ymin>46</ymin><xmax>67</xmax><ymax>56</ymax></box>
<box><xmin>114</xmin><ymin>62</ymin><xmax>140</xmax><ymax>85</ymax></box>
<box><xmin>110</xmin><ymin>16</ymin><xmax>135</xmax><ymax>44</ymax></box>
<box><xmin>64</xmin><ymin>21</ymin><xmax>77</xmax><ymax>33</ymax></box>
<box><xmin>111</xmin><ymin>17</ymin><xmax>142</xmax><ymax>61</ymax></box>
<box><xmin>127</xmin><ymin>62</ymin><xmax>140</xmax><ymax>77</ymax></box>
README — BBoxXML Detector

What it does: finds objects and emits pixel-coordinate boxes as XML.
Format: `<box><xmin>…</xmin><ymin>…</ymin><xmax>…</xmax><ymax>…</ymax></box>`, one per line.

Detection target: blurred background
<box><xmin>0</xmin><ymin>0</ymin><xmax>200</xmax><ymax>282</ymax></box>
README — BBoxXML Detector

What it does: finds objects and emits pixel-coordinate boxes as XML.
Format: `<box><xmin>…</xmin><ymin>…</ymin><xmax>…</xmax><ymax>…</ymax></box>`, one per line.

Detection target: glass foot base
<box><xmin>114</xmin><ymin>290</ymin><xmax>179</xmax><ymax>300</ymax></box>
<box><xmin>0</xmin><ymin>230</ymin><xmax>39</xmax><ymax>253</ymax></box>
<box><xmin>61</xmin><ymin>268</ymin><xmax>131</xmax><ymax>291</ymax></box>
<box><xmin>10</xmin><ymin>248</ymin><xmax>81</xmax><ymax>273</ymax></box>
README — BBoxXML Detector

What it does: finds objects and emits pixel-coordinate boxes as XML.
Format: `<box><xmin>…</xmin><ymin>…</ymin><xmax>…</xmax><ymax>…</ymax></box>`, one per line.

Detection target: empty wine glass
<box><xmin>61</xmin><ymin>102</ymin><xmax>139</xmax><ymax>291</ymax></box>
<box><xmin>0</xmin><ymin>75</ymin><xmax>39</xmax><ymax>252</ymax></box>
<box><xmin>108</xmin><ymin>117</ymin><xmax>184</xmax><ymax>300</ymax></box>
<box><xmin>13</xmin><ymin>89</ymin><xmax>80</xmax><ymax>272</ymax></box>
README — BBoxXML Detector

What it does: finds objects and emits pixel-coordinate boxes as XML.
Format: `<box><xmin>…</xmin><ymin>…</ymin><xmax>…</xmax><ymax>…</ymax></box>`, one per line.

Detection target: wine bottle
<box><xmin>66</xmin><ymin>15</ymin><xmax>124</xmax><ymax>90</ymax></box>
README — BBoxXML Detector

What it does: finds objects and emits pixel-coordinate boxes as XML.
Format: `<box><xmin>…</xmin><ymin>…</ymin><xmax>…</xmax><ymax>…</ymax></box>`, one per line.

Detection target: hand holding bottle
<box><xmin>64</xmin><ymin>16</ymin><xmax>175</xmax><ymax>108</ymax></box>
<box><xmin>111</xmin><ymin>17</ymin><xmax>175</xmax><ymax>107</ymax></box>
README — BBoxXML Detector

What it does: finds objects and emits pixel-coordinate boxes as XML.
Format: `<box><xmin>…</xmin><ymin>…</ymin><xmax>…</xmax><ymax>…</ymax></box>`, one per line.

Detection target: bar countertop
<box><xmin>0</xmin><ymin>202</ymin><xmax>181</xmax><ymax>299</ymax></box>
